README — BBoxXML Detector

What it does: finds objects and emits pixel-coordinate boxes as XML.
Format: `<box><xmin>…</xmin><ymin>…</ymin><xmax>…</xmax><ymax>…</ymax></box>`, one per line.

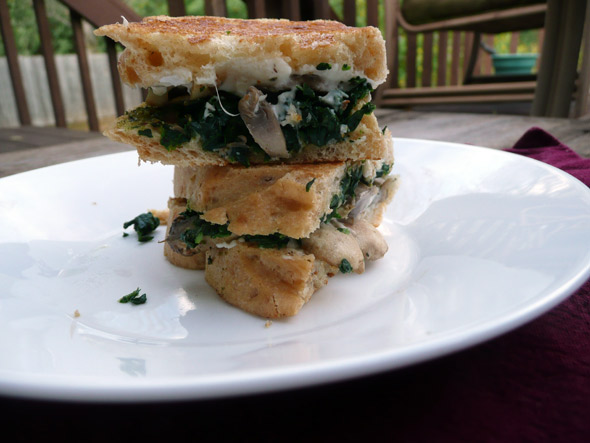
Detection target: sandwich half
<box><xmin>162</xmin><ymin>159</ymin><xmax>399</xmax><ymax>318</ymax></box>
<box><xmin>94</xmin><ymin>16</ymin><xmax>391</xmax><ymax>166</ymax></box>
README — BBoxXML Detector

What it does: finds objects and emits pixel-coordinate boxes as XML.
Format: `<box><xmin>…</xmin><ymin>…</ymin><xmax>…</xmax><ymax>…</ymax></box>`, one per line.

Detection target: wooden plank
<box><xmin>245</xmin><ymin>0</ymin><xmax>266</xmax><ymax>18</ymax></box>
<box><xmin>205</xmin><ymin>0</ymin><xmax>227</xmax><ymax>17</ymax></box>
<box><xmin>343</xmin><ymin>0</ymin><xmax>356</xmax><ymax>26</ymax></box>
<box><xmin>281</xmin><ymin>0</ymin><xmax>300</xmax><ymax>20</ymax></box>
<box><xmin>0</xmin><ymin>137</ymin><xmax>132</xmax><ymax>178</ymax></box>
<box><xmin>106</xmin><ymin>39</ymin><xmax>125</xmax><ymax>116</ymax></box>
<box><xmin>33</xmin><ymin>0</ymin><xmax>66</xmax><ymax>127</ymax></box>
<box><xmin>382</xmin><ymin>81</ymin><xmax>536</xmax><ymax>98</ymax></box>
<box><xmin>422</xmin><ymin>32</ymin><xmax>433</xmax><ymax>87</ymax></box>
<box><xmin>71</xmin><ymin>10</ymin><xmax>99</xmax><ymax>132</ymax></box>
<box><xmin>384</xmin><ymin>0</ymin><xmax>399</xmax><ymax>89</ymax></box>
<box><xmin>437</xmin><ymin>31</ymin><xmax>448</xmax><ymax>86</ymax></box>
<box><xmin>406</xmin><ymin>33</ymin><xmax>417</xmax><ymax>88</ymax></box>
<box><xmin>379</xmin><ymin>93</ymin><xmax>535</xmax><ymax>106</ymax></box>
<box><xmin>510</xmin><ymin>32</ymin><xmax>520</xmax><ymax>53</ymax></box>
<box><xmin>313</xmin><ymin>0</ymin><xmax>332</xmax><ymax>20</ymax></box>
<box><xmin>367</xmin><ymin>0</ymin><xmax>379</xmax><ymax>28</ymax></box>
<box><xmin>167</xmin><ymin>0</ymin><xmax>186</xmax><ymax>16</ymax></box>
<box><xmin>463</xmin><ymin>32</ymin><xmax>474</xmax><ymax>78</ymax></box>
<box><xmin>59</xmin><ymin>0</ymin><xmax>141</xmax><ymax>27</ymax></box>
<box><xmin>0</xmin><ymin>0</ymin><xmax>32</xmax><ymax>125</ymax></box>
<box><xmin>396</xmin><ymin>3</ymin><xmax>547</xmax><ymax>34</ymax></box>
<box><xmin>573</xmin><ymin>4</ymin><xmax>590</xmax><ymax>117</ymax></box>
<box><xmin>480</xmin><ymin>34</ymin><xmax>494</xmax><ymax>75</ymax></box>
<box><xmin>450</xmin><ymin>31</ymin><xmax>461</xmax><ymax>85</ymax></box>
<box><xmin>0</xmin><ymin>126</ymin><xmax>102</xmax><ymax>153</ymax></box>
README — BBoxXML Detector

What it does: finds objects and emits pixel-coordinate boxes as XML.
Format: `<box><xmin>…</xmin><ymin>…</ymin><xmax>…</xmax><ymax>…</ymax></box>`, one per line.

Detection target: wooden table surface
<box><xmin>1</xmin><ymin>109</ymin><xmax>589</xmax><ymax>179</ymax></box>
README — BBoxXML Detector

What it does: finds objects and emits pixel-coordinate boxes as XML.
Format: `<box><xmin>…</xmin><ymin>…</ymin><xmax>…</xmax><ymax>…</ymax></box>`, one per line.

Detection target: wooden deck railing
<box><xmin>1</xmin><ymin>0</ymin><xmax>585</xmax><ymax>131</ymax></box>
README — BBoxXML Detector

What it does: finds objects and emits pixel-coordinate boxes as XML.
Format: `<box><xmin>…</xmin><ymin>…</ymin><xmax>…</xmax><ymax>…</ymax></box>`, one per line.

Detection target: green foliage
<box><xmin>0</xmin><ymin>0</ymin><xmax>74</xmax><ymax>56</ymax></box>
<box><xmin>0</xmin><ymin>0</ymin><xmax>248</xmax><ymax>56</ymax></box>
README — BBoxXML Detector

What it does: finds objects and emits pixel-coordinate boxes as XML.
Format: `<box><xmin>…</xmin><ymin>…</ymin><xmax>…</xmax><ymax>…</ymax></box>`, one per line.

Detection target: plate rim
<box><xmin>1</xmin><ymin>137</ymin><xmax>589</xmax><ymax>403</ymax></box>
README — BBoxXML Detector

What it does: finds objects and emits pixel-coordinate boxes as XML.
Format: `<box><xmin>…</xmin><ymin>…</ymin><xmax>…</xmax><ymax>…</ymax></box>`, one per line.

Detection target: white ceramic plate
<box><xmin>1</xmin><ymin>139</ymin><xmax>589</xmax><ymax>402</ymax></box>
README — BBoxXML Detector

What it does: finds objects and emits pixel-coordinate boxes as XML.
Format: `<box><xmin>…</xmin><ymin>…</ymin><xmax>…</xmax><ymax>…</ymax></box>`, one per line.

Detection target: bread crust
<box><xmin>94</xmin><ymin>16</ymin><xmax>387</xmax><ymax>90</ymax></box>
<box><xmin>205</xmin><ymin>244</ymin><xmax>336</xmax><ymax>318</ymax></box>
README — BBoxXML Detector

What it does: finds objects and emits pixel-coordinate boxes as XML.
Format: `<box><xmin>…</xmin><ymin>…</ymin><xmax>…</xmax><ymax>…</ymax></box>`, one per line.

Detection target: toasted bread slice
<box><xmin>205</xmin><ymin>244</ymin><xmax>336</xmax><ymax>318</ymax></box>
<box><xmin>164</xmin><ymin>197</ymin><xmax>392</xmax><ymax>318</ymax></box>
<box><xmin>94</xmin><ymin>16</ymin><xmax>387</xmax><ymax>94</ymax></box>
<box><xmin>104</xmin><ymin>112</ymin><xmax>392</xmax><ymax>167</ymax></box>
<box><xmin>173</xmin><ymin>155</ymin><xmax>394</xmax><ymax>238</ymax></box>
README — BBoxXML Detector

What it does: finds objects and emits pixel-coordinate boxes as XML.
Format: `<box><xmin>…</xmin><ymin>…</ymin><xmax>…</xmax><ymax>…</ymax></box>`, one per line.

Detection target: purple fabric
<box><xmin>415</xmin><ymin>127</ymin><xmax>590</xmax><ymax>441</ymax></box>
<box><xmin>505</xmin><ymin>126</ymin><xmax>590</xmax><ymax>185</ymax></box>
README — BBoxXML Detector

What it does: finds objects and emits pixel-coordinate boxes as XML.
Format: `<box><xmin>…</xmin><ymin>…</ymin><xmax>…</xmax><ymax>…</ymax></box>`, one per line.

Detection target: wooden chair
<box><xmin>379</xmin><ymin>0</ymin><xmax>589</xmax><ymax>117</ymax></box>
<box><xmin>378</xmin><ymin>0</ymin><xmax>546</xmax><ymax>110</ymax></box>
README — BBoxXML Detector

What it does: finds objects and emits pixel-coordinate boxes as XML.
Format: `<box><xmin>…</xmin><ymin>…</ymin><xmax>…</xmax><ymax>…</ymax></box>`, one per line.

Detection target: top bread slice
<box><xmin>94</xmin><ymin>16</ymin><xmax>388</xmax><ymax>94</ymax></box>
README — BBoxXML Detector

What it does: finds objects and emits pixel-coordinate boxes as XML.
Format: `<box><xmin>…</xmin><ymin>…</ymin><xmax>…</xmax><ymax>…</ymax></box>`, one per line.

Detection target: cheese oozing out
<box><xmin>148</xmin><ymin>59</ymin><xmax>376</xmax><ymax>98</ymax></box>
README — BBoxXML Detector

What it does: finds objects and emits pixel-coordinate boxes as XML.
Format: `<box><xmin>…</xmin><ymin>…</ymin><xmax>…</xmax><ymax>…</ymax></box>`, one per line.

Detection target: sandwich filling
<box><xmin>120</xmin><ymin>73</ymin><xmax>375</xmax><ymax>166</ymax></box>
<box><xmin>165</xmin><ymin>165</ymin><xmax>396</xmax><ymax>272</ymax></box>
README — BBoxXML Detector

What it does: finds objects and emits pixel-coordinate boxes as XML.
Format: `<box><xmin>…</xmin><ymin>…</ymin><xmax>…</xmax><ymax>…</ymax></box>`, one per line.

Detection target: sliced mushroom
<box><xmin>238</xmin><ymin>86</ymin><xmax>289</xmax><ymax>159</ymax></box>
<box><xmin>165</xmin><ymin>213</ymin><xmax>238</xmax><ymax>256</ymax></box>
<box><xmin>165</xmin><ymin>213</ymin><xmax>201</xmax><ymax>256</ymax></box>
<box><xmin>347</xmin><ymin>183</ymin><xmax>380</xmax><ymax>219</ymax></box>
<box><xmin>301</xmin><ymin>224</ymin><xmax>365</xmax><ymax>274</ymax></box>
<box><xmin>343</xmin><ymin>219</ymin><xmax>388</xmax><ymax>261</ymax></box>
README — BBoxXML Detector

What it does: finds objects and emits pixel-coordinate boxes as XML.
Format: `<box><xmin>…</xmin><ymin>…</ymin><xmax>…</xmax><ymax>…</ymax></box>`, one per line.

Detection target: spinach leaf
<box><xmin>376</xmin><ymin>163</ymin><xmax>392</xmax><ymax>178</ymax></box>
<box><xmin>119</xmin><ymin>288</ymin><xmax>147</xmax><ymax>305</ymax></box>
<box><xmin>138</xmin><ymin>128</ymin><xmax>153</xmax><ymax>137</ymax></box>
<box><xmin>243</xmin><ymin>233</ymin><xmax>293</xmax><ymax>249</ymax></box>
<box><xmin>179</xmin><ymin>209</ymin><xmax>232</xmax><ymax>249</ymax></box>
<box><xmin>123</xmin><ymin>212</ymin><xmax>160</xmax><ymax>242</ymax></box>
<box><xmin>339</xmin><ymin>259</ymin><xmax>353</xmax><ymax>274</ymax></box>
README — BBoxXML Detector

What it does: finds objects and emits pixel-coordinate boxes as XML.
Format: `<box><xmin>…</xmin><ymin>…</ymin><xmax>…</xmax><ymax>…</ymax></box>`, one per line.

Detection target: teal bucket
<box><xmin>492</xmin><ymin>53</ymin><xmax>539</xmax><ymax>75</ymax></box>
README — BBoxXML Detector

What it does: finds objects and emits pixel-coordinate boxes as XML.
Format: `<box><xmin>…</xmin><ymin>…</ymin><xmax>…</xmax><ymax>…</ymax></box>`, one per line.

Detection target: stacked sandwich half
<box><xmin>96</xmin><ymin>16</ymin><xmax>399</xmax><ymax>318</ymax></box>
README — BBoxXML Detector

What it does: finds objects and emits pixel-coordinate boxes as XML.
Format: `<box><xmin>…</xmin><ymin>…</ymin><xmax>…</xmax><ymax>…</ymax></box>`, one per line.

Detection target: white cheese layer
<box><xmin>150</xmin><ymin>59</ymin><xmax>375</xmax><ymax>97</ymax></box>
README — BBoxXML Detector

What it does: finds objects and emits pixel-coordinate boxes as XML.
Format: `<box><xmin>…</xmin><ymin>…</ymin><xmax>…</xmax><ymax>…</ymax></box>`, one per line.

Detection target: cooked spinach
<box><xmin>316</xmin><ymin>62</ymin><xmax>332</xmax><ymax>70</ymax></box>
<box><xmin>376</xmin><ymin>163</ymin><xmax>392</xmax><ymax>178</ymax></box>
<box><xmin>123</xmin><ymin>77</ymin><xmax>375</xmax><ymax>163</ymax></box>
<box><xmin>138</xmin><ymin>128</ymin><xmax>153</xmax><ymax>138</ymax></box>
<box><xmin>119</xmin><ymin>288</ymin><xmax>147</xmax><ymax>305</ymax></box>
<box><xmin>123</xmin><ymin>212</ymin><xmax>160</xmax><ymax>242</ymax></box>
<box><xmin>339</xmin><ymin>258</ymin><xmax>353</xmax><ymax>274</ymax></box>
<box><xmin>243</xmin><ymin>233</ymin><xmax>293</xmax><ymax>249</ymax></box>
<box><xmin>322</xmin><ymin>165</ymin><xmax>364</xmax><ymax>223</ymax></box>
<box><xmin>284</xmin><ymin>78</ymin><xmax>375</xmax><ymax>151</ymax></box>
<box><xmin>179</xmin><ymin>209</ymin><xmax>232</xmax><ymax>249</ymax></box>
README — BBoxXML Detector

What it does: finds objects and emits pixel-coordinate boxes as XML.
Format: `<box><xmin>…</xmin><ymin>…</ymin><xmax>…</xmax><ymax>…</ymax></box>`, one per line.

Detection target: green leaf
<box><xmin>243</xmin><ymin>233</ymin><xmax>292</xmax><ymax>249</ymax></box>
<box><xmin>119</xmin><ymin>288</ymin><xmax>147</xmax><ymax>305</ymax></box>
<box><xmin>123</xmin><ymin>212</ymin><xmax>160</xmax><ymax>242</ymax></box>
<box><xmin>342</xmin><ymin>64</ymin><xmax>351</xmax><ymax>71</ymax></box>
<box><xmin>179</xmin><ymin>209</ymin><xmax>231</xmax><ymax>249</ymax></box>
<box><xmin>316</xmin><ymin>62</ymin><xmax>332</xmax><ymax>70</ymax></box>
<box><xmin>160</xmin><ymin>124</ymin><xmax>191</xmax><ymax>151</ymax></box>
<box><xmin>306</xmin><ymin>178</ymin><xmax>316</xmax><ymax>192</ymax></box>
<box><xmin>339</xmin><ymin>259</ymin><xmax>353</xmax><ymax>274</ymax></box>
<box><xmin>376</xmin><ymin>163</ymin><xmax>392</xmax><ymax>178</ymax></box>
<box><xmin>138</xmin><ymin>128</ymin><xmax>153</xmax><ymax>138</ymax></box>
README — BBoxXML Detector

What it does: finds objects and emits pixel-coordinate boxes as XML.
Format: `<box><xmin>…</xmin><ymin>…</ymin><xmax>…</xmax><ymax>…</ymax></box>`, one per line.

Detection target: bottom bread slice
<box><xmin>163</xmin><ymin>196</ymin><xmax>391</xmax><ymax>318</ymax></box>
<box><xmin>205</xmin><ymin>244</ymin><xmax>337</xmax><ymax>318</ymax></box>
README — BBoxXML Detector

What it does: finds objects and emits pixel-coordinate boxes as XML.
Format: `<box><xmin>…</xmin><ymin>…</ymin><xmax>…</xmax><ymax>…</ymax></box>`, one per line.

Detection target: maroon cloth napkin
<box><xmin>505</xmin><ymin>126</ymin><xmax>590</xmax><ymax>185</ymax></box>
<box><xmin>403</xmin><ymin>127</ymin><xmax>590</xmax><ymax>441</ymax></box>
